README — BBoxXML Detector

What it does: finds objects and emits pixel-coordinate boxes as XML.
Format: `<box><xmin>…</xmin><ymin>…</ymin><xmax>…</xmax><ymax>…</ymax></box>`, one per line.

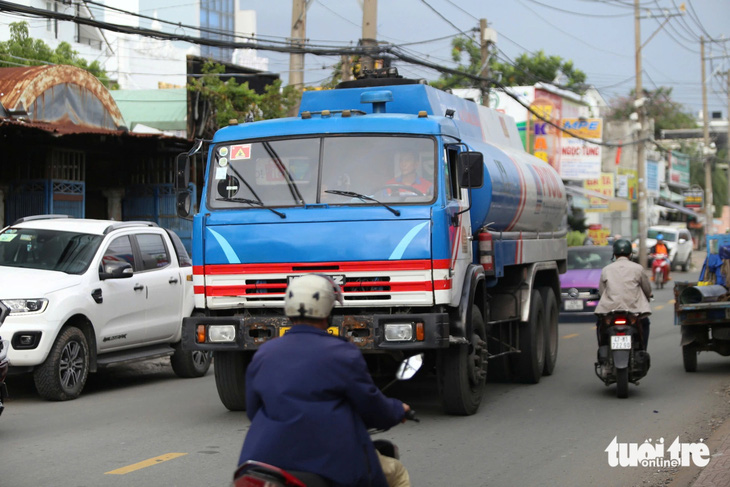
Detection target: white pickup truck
<box><xmin>0</xmin><ymin>215</ymin><xmax>211</xmax><ymax>401</ymax></box>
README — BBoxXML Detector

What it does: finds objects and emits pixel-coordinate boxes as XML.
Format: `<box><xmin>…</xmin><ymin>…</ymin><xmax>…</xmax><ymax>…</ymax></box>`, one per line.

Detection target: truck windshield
<box><xmin>207</xmin><ymin>135</ymin><xmax>436</xmax><ymax>209</ymax></box>
<box><xmin>0</xmin><ymin>228</ymin><xmax>103</xmax><ymax>274</ymax></box>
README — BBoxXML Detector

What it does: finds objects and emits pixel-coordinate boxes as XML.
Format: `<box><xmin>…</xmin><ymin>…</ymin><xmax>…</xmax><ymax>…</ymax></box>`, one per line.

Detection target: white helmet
<box><xmin>284</xmin><ymin>274</ymin><xmax>344</xmax><ymax>319</ymax></box>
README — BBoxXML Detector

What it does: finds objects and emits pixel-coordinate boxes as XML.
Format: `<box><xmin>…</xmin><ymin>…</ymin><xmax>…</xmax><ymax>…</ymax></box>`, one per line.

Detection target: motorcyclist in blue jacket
<box><xmin>238</xmin><ymin>274</ymin><xmax>410</xmax><ymax>487</ymax></box>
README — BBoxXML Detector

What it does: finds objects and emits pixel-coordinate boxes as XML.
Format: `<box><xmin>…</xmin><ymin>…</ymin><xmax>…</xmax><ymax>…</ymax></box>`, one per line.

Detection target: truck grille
<box><xmin>195</xmin><ymin>260</ymin><xmax>437</xmax><ymax>309</ymax></box>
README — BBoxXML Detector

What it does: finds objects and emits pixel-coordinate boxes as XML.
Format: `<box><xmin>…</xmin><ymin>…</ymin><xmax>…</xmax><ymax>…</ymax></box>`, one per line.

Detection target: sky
<box><xmin>221</xmin><ymin>0</ymin><xmax>729</xmax><ymax>119</ymax></box>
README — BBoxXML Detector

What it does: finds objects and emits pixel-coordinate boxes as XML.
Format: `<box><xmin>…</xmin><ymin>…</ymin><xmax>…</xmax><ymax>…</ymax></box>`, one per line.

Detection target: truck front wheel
<box><xmin>438</xmin><ymin>306</ymin><xmax>487</xmax><ymax>416</ymax></box>
<box><xmin>540</xmin><ymin>287</ymin><xmax>559</xmax><ymax>376</ymax></box>
<box><xmin>214</xmin><ymin>351</ymin><xmax>251</xmax><ymax>411</ymax></box>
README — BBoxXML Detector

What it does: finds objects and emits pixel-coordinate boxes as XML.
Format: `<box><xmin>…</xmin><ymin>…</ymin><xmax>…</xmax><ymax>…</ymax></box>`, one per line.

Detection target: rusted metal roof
<box><xmin>0</xmin><ymin>65</ymin><xmax>125</xmax><ymax>129</ymax></box>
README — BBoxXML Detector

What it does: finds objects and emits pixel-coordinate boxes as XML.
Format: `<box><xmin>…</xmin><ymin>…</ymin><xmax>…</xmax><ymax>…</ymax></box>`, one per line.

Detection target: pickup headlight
<box><xmin>1</xmin><ymin>298</ymin><xmax>49</xmax><ymax>314</ymax></box>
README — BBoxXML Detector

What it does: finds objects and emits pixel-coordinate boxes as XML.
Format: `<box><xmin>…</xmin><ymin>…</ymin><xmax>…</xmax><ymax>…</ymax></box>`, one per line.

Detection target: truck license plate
<box><xmin>564</xmin><ymin>299</ymin><xmax>584</xmax><ymax>311</ymax></box>
<box><xmin>280</xmin><ymin>326</ymin><xmax>339</xmax><ymax>337</ymax></box>
<box><xmin>611</xmin><ymin>335</ymin><xmax>632</xmax><ymax>350</ymax></box>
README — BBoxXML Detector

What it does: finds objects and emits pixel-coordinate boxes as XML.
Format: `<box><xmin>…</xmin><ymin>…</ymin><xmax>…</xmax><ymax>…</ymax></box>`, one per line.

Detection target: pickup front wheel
<box><xmin>34</xmin><ymin>326</ymin><xmax>89</xmax><ymax>401</ymax></box>
<box><xmin>171</xmin><ymin>343</ymin><xmax>212</xmax><ymax>378</ymax></box>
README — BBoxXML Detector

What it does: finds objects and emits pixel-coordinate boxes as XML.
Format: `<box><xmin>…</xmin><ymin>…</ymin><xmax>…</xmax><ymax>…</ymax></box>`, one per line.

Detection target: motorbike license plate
<box><xmin>279</xmin><ymin>326</ymin><xmax>339</xmax><ymax>337</ymax></box>
<box><xmin>564</xmin><ymin>299</ymin><xmax>584</xmax><ymax>311</ymax></box>
<box><xmin>611</xmin><ymin>335</ymin><xmax>632</xmax><ymax>350</ymax></box>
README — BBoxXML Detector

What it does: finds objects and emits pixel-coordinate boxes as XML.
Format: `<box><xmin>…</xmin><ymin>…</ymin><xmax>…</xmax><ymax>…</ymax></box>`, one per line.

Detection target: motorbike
<box><xmin>233</xmin><ymin>354</ymin><xmax>423</xmax><ymax>487</ymax></box>
<box><xmin>0</xmin><ymin>337</ymin><xmax>8</xmax><ymax>416</ymax></box>
<box><xmin>651</xmin><ymin>253</ymin><xmax>670</xmax><ymax>289</ymax></box>
<box><xmin>595</xmin><ymin>311</ymin><xmax>650</xmax><ymax>398</ymax></box>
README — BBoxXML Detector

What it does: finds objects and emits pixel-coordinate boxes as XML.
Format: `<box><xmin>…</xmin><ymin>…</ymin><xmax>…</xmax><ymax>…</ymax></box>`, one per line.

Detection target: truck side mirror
<box><xmin>458</xmin><ymin>152</ymin><xmax>484</xmax><ymax>188</ymax></box>
<box><xmin>175</xmin><ymin>152</ymin><xmax>190</xmax><ymax>191</ymax></box>
<box><xmin>177</xmin><ymin>192</ymin><xmax>192</xmax><ymax>218</ymax></box>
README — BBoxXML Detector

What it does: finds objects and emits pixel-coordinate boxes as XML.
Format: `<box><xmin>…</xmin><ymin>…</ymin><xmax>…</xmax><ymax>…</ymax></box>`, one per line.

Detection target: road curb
<box><xmin>691</xmin><ymin>414</ymin><xmax>730</xmax><ymax>487</ymax></box>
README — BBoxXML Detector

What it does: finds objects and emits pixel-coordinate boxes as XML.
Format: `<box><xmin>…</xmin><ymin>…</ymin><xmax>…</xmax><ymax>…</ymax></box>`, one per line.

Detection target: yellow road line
<box><xmin>563</xmin><ymin>333</ymin><xmax>579</xmax><ymax>339</ymax></box>
<box><xmin>669</xmin><ymin>299</ymin><xmax>675</xmax><ymax>304</ymax></box>
<box><xmin>105</xmin><ymin>453</ymin><xmax>187</xmax><ymax>475</ymax></box>
<box><xmin>655</xmin><ymin>305</ymin><xmax>664</xmax><ymax>310</ymax></box>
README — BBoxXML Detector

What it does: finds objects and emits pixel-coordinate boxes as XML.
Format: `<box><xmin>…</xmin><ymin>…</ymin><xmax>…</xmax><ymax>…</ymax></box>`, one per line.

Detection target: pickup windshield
<box><xmin>207</xmin><ymin>135</ymin><xmax>436</xmax><ymax>209</ymax></box>
<box><xmin>0</xmin><ymin>228</ymin><xmax>102</xmax><ymax>274</ymax></box>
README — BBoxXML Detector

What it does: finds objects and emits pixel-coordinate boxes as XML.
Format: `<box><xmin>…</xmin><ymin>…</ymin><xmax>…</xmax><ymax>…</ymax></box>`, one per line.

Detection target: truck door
<box><xmin>445</xmin><ymin>145</ymin><xmax>473</xmax><ymax>306</ymax></box>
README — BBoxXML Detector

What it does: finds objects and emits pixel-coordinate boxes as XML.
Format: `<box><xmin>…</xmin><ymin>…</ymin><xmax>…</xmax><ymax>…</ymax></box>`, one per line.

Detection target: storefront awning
<box><xmin>564</xmin><ymin>185</ymin><xmax>630</xmax><ymax>212</ymax></box>
<box><xmin>656</xmin><ymin>199</ymin><xmax>701</xmax><ymax>218</ymax></box>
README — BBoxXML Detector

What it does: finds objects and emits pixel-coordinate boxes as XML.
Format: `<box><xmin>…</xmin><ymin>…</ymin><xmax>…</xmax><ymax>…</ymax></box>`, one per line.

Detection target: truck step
<box><xmin>96</xmin><ymin>345</ymin><xmax>175</xmax><ymax>368</ymax></box>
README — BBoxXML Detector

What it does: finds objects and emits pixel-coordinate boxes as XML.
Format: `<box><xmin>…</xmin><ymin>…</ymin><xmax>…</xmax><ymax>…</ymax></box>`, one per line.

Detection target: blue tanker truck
<box><xmin>176</xmin><ymin>72</ymin><xmax>567</xmax><ymax>415</ymax></box>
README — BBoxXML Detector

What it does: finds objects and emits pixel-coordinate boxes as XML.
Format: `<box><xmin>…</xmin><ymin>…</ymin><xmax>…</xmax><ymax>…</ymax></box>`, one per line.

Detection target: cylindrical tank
<box><xmin>469</xmin><ymin>142</ymin><xmax>566</xmax><ymax>233</ymax></box>
<box><xmin>679</xmin><ymin>284</ymin><xmax>728</xmax><ymax>304</ymax></box>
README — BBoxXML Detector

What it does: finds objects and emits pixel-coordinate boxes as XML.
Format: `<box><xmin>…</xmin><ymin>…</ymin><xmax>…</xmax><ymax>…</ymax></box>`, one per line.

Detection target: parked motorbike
<box><xmin>0</xmin><ymin>337</ymin><xmax>9</xmax><ymax>416</ymax></box>
<box><xmin>595</xmin><ymin>311</ymin><xmax>650</xmax><ymax>398</ymax></box>
<box><xmin>233</xmin><ymin>354</ymin><xmax>423</xmax><ymax>487</ymax></box>
<box><xmin>651</xmin><ymin>253</ymin><xmax>670</xmax><ymax>289</ymax></box>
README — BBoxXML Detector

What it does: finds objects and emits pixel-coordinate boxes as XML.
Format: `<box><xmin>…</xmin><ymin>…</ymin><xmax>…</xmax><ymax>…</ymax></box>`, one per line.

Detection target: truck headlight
<box><xmin>384</xmin><ymin>323</ymin><xmax>413</xmax><ymax>341</ymax></box>
<box><xmin>207</xmin><ymin>325</ymin><xmax>236</xmax><ymax>343</ymax></box>
<box><xmin>1</xmin><ymin>298</ymin><xmax>48</xmax><ymax>314</ymax></box>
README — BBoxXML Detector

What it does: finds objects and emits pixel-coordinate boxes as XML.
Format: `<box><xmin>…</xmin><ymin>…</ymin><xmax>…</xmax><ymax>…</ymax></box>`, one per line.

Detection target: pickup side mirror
<box><xmin>678</xmin><ymin>238</ymin><xmax>687</xmax><ymax>244</ymax></box>
<box><xmin>457</xmin><ymin>152</ymin><xmax>484</xmax><ymax>188</ymax></box>
<box><xmin>99</xmin><ymin>261</ymin><xmax>133</xmax><ymax>280</ymax></box>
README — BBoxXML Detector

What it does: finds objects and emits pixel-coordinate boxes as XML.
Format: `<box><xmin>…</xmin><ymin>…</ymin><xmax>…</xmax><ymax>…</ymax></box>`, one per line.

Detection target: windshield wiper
<box><xmin>216</xmin><ymin>196</ymin><xmax>286</xmax><ymax>219</ymax></box>
<box><xmin>263</xmin><ymin>142</ymin><xmax>305</xmax><ymax>205</ymax></box>
<box><xmin>324</xmin><ymin>190</ymin><xmax>400</xmax><ymax>216</ymax></box>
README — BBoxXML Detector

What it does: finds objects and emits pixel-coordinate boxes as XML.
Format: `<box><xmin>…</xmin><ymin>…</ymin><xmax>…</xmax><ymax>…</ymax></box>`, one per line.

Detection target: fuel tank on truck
<box><xmin>469</xmin><ymin>142</ymin><xmax>567</xmax><ymax>233</ymax></box>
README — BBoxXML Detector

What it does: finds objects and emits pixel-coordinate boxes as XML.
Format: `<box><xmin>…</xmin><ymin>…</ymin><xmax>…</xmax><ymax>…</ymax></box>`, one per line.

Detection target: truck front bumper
<box><xmin>182</xmin><ymin>313</ymin><xmax>450</xmax><ymax>352</ymax></box>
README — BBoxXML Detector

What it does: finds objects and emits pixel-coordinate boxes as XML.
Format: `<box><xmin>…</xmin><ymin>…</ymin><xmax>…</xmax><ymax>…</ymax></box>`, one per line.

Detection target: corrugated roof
<box><xmin>111</xmin><ymin>88</ymin><xmax>187</xmax><ymax>131</ymax></box>
<box><xmin>0</xmin><ymin>65</ymin><xmax>125</xmax><ymax>129</ymax></box>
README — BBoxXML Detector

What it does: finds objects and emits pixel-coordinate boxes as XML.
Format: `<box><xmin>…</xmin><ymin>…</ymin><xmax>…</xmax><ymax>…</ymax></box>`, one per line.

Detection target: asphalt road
<box><xmin>1</xmin><ymin>266</ymin><xmax>729</xmax><ymax>487</ymax></box>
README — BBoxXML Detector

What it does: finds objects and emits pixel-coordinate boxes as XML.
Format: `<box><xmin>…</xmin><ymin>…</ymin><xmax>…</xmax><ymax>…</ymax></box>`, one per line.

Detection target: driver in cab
<box><xmin>385</xmin><ymin>152</ymin><xmax>432</xmax><ymax>195</ymax></box>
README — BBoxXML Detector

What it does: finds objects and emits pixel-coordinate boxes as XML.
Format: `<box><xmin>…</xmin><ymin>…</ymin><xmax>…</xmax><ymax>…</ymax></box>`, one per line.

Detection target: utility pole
<box><xmin>479</xmin><ymin>19</ymin><xmax>495</xmax><ymax>107</ymax></box>
<box><xmin>341</xmin><ymin>55</ymin><xmax>353</xmax><ymax>82</ymax></box>
<box><xmin>701</xmin><ymin>37</ymin><xmax>714</xmax><ymax>236</ymax></box>
<box><xmin>634</xmin><ymin>0</ymin><xmax>648</xmax><ymax>269</ymax></box>
<box><xmin>361</xmin><ymin>0</ymin><xmax>377</xmax><ymax>72</ymax></box>
<box><xmin>288</xmin><ymin>0</ymin><xmax>307</xmax><ymax>90</ymax></box>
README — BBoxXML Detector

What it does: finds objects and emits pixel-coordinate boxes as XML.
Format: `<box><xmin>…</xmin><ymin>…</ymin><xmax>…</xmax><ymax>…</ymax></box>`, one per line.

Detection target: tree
<box><xmin>607</xmin><ymin>87</ymin><xmax>696</xmax><ymax>138</ymax></box>
<box><xmin>430</xmin><ymin>35</ymin><xmax>587</xmax><ymax>92</ymax></box>
<box><xmin>0</xmin><ymin>22</ymin><xmax>113</xmax><ymax>87</ymax></box>
<box><xmin>187</xmin><ymin>61</ymin><xmax>300</xmax><ymax>138</ymax></box>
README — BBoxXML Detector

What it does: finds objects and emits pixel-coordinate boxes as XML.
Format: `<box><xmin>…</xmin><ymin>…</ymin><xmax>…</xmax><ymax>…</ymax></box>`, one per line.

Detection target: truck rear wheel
<box><xmin>438</xmin><ymin>306</ymin><xmax>487</xmax><ymax>416</ymax></box>
<box><xmin>512</xmin><ymin>289</ymin><xmax>545</xmax><ymax>384</ymax></box>
<box><xmin>682</xmin><ymin>345</ymin><xmax>698</xmax><ymax>372</ymax></box>
<box><xmin>540</xmin><ymin>287</ymin><xmax>559</xmax><ymax>376</ymax></box>
<box><xmin>214</xmin><ymin>351</ymin><xmax>251</xmax><ymax>411</ymax></box>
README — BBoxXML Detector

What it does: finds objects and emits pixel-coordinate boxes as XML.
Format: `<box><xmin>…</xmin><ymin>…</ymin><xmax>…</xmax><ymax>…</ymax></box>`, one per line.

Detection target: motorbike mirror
<box><xmin>396</xmin><ymin>354</ymin><xmax>423</xmax><ymax>381</ymax></box>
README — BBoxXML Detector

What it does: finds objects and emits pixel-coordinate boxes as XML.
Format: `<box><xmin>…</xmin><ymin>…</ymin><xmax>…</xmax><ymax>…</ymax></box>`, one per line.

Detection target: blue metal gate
<box><xmin>6</xmin><ymin>179</ymin><xmax>85</xmax><ymax>223</ymax></box>
<box><xmin>123</xmin><ymin>183</ymin><xmax>195</xmax><ymax>253</ymax></box>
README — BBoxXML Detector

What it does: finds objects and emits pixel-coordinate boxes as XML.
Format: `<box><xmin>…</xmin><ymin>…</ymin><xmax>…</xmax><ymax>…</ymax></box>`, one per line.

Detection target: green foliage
<box><xmin>607</xmin><ymin>87</ymin><xmax>696</xmax><ymax>137</ymax></box>
<box><xmin>430</xmin><ymin>35</ymin><xmax>587</xmax><ymax>92</ymax></box>
<box><xmin>188</xmin><ymin>60</ymin><xmax>301</xmax><ymax>132</ymax></box>
<box><xmin>491</xmin><ymin>50</ymin><xmax>587</xmax><ymax>92</ymax></box>
<box><xmin>0</xmin><ymin>22</ymin><xmax>114</xmax><ymax>88</ymax></box>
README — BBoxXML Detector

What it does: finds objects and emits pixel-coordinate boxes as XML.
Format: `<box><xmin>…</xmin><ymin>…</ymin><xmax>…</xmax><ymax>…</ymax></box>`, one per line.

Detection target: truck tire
<box><xmin>438</xmin><ymin>306</ymin><xmax>487</xmax><ymax>416</ymax></box>
<box><xmin>512</xmin><ymin>289</ymin><xmax>545</xmax><ymax>384</ymax></box>
<box><xmin>682</xmin><ymin>345</ymin><xmax>698</xmax><ymax>372</ymax></box>
<box><xmin>171</xmin><ymin>343</ymin><xmax>212</xmax><ymax>378</ymax></box>
<box><xmin>214</xmin><ymin>351</ymin><xmax>251</xmax><ymax>411</ymax></box>
<box><xmin>540</xmin><ymin>287</ymin><xmax>559</xmax><ymax>376</ymax></box>
<box><xmin>34</xmin><ymin>326</ymin><xmax>89</xmax><ymax>401</ymax></box>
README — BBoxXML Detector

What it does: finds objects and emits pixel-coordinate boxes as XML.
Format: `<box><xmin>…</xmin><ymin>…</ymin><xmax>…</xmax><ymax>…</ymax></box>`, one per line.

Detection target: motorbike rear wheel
<box><xmin>616</xmin><ymin>367</ymin><xmax>629</xmax><ymax>398</ymax></box>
